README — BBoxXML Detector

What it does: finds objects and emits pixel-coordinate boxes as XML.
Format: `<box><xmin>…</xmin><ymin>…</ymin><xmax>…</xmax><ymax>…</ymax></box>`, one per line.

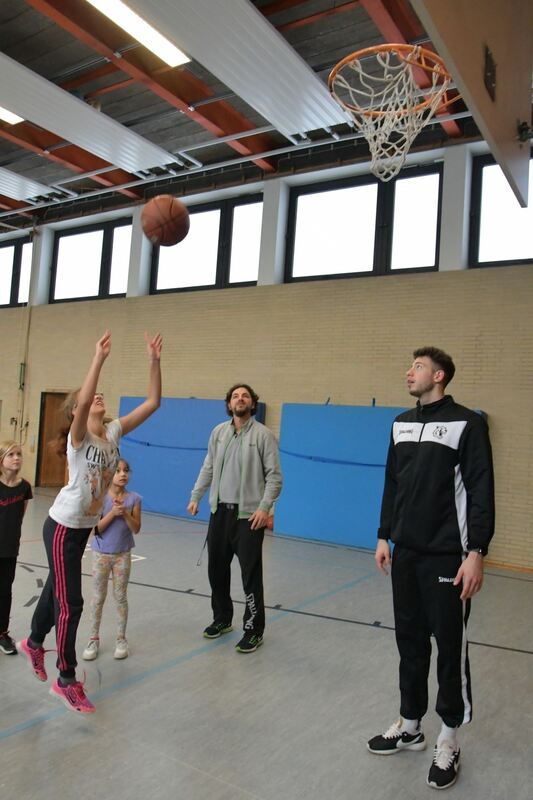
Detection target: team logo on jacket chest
<box><xmin>419</xmin><ymin>420</ymin><xmax>467</xmax><ymax>449</ymax></box>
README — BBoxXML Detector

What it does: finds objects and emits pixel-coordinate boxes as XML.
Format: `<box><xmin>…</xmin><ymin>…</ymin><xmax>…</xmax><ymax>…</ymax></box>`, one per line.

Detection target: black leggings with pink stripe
<box><xmin>30</xmin><ymin>517</ymin><xmax>92</xmax><ymax>679</ymax></box>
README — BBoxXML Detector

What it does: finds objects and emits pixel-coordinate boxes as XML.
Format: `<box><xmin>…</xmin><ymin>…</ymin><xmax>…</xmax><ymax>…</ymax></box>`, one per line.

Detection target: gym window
<box><xmin>228</xmin><ymin>201</ymin><xmax>263</xmax><ymax>284</ymax></box>
<box><xmin>390</xmin><ymin>172</ymin><xmax>441</xmax><ymax>270</ymax></box>
<box><xmin>0</xmin><ymin>237</ymin><xmax>33</xmax><ymax>307</ymax></box>
<box><xmin>50</xmin><ymin>219</ymin><xmax>132</xmax><ymax>302</ymax></box>
<box><xmin>469</xmin><ymin>153</ymin><xmax>533</xmax><ymax>267</ymax></box>
<box><xmin>285</xmin><ymin>165</ymin><xmax>442</xmax><ymax>280</ymax></box>
<box><xmin>150</xmin><ymin>195</ymin><xmax>263</xmax><ymax>293</ymax></box>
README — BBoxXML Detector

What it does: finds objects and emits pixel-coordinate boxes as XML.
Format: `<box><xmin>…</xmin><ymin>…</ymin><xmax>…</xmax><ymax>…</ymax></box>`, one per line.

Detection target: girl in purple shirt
<box><xmin>83</xmin><ymin>459</ymin><xmax>141</xmax><ymax>661</ymax></box>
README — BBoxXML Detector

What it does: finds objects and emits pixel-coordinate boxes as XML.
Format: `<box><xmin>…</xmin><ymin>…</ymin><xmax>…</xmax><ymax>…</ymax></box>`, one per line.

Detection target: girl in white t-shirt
<box><xmin>18</xmin><ymin>330</ymin><xmax>162</xmax><ymax>714</ymax></box>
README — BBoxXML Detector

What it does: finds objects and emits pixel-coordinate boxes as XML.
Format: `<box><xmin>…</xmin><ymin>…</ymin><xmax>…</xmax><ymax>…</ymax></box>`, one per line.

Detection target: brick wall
<box><xmin>1</xmin><ymin>264</ymin><xmax>531</xmax><ymax>568</ymax></box>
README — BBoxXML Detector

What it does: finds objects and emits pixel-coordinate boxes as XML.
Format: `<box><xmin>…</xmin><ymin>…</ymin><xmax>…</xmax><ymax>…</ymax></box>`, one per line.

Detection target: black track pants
<box><xmin>207</xmin><ymin>504</ymin><xmax>265</xmax><ymax>635</ymax></box>
<box><xmin>392</xmin><ymin>545</ymin><xmax>472</xmax><ymax>728</ymax></box>
<box><xmin>0</xmin><ymin>557</ymin><xmax>17</xmax><ymax>633</ymax></box>
<box><xmin>30</xmin><ymin>516</ymin><xmax>92</xmax><ymax>679</ymax></box>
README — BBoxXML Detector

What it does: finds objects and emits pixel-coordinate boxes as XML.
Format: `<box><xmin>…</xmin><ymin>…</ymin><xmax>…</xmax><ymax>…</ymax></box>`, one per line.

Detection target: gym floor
<box><xmin>1</xmin><ymin>492</ymin><xmax>532</xmax><ymax>799</ymax></box>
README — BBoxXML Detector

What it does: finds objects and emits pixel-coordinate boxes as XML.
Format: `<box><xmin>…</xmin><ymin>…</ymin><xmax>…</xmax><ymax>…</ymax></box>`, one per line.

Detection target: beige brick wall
<box><xmin>1</xmin><ymin>264</ymin><xmax>531</xmax><ymax>569</ymax></box>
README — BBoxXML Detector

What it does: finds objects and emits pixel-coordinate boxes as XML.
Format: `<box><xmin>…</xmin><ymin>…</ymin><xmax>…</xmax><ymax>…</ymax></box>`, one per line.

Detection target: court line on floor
<box><xmin>4</xmin><ymin>558</ymin><xmax>532</xmax><ymax>741</ymax></box>
<box><xmin>0</xmin><ymin>571</ymin><xmax>375</xmax><ymax>741</ymax></box>
<box><xmin>17</xmin><ymin>560</ymin><xmax>533</xmax><ymax>656</ymax></box>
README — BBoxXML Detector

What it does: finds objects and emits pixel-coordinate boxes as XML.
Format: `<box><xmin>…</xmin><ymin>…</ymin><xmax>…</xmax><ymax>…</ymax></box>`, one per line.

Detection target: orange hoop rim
<box><xmin>328</xmin><ymin>43</ymin><xmax>454</xmax><ymax>118</ymax></box>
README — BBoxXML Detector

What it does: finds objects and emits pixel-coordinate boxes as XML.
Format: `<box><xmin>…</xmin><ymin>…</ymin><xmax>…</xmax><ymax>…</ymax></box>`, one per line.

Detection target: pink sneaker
<box><xmin>18</xmin><ymin>638</ymin><xmax>47</xmax><ymax>682</ymax></box>
<box><xmin>49</xmin><ymin>678</ymin><xmax>96</xmax><ymax>714</ymax></box>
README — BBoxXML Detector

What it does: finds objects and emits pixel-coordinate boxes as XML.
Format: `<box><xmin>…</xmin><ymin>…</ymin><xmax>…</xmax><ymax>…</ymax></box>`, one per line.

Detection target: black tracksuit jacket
<box><xmin>378</xmin><ymin>395</ymin><xmax>495</xmax><ymax>556</ymax></box>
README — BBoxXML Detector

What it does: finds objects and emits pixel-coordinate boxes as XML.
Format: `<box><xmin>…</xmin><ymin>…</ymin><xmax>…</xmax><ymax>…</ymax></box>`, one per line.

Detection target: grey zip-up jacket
<box><xmin>190</xmin><ymin>418</ymin><xmax>282</xmax><ymax>518</ymax></box>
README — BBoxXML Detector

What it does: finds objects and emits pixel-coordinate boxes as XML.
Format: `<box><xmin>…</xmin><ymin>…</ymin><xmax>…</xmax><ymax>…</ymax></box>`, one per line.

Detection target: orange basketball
<box><xmin>141</xmin><ymin>195</ymin><xmax>190</xmax><ymax>247</ymax></box>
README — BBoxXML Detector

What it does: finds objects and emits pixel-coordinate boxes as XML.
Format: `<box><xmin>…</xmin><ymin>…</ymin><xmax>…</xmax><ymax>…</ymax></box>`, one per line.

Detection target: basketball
<box><xmin>141</xmin><ymin>195</ymin><xmax>190</xmax><ymax>247</ymax></box>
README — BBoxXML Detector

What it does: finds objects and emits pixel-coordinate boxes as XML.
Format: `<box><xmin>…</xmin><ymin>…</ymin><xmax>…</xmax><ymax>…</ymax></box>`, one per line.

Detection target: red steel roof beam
<box><xmin>60</xmin><ymin>62</ymin><xmax>121</xmax><ymax>91</ymax></box>
<box><xmin>85</xmin><ymin>78</ymin><xmax>136</xmax><ymax>99</ymax></box>
<box><xmin>61</xmin><ymin>62</ymin><xmax>174</xmax><ymax>95</ymax></box>
<box><xmin>0</xmin><ymin>196</ymin><xmax>29</xmax><ymax>213</ymax></box>
<box><xmin>261</xmin><ymin>0</ymin><xmax>311</xmax><ymax>15</ymax></box>
<box><xmin>361</xmin><ymin>0</ymin><xmax>424</xmax><ymax>41</ymax></box>
<box><xmin>276</xmin><ymin>1</ymin><xmax>361</xmax><ymax>32</ymax></box>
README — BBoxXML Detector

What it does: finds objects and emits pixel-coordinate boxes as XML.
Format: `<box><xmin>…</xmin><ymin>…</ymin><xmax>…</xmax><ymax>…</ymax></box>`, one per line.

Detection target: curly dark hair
<box><xmin>413</xmin><ymin>347</ymin><xmax>455</xmax><ymax>387</ymax></box>
<box><xmin>225</xmin><ymin>383</ymin><xmax>259</xmax><ymax>417</ymax></box>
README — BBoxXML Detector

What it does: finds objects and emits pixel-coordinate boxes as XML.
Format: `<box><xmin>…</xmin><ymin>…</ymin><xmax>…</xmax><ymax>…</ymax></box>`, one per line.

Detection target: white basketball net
<box><xmin>330</xmin><ymin>46</ymin><xmax>451</xmax><ymax>181</ymax></box>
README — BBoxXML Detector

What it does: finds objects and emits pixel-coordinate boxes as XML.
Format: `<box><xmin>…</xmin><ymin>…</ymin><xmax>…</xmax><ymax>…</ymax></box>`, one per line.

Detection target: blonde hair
<box><xmin>0</xmin><ymin>440</ymin><xmax>21</xmax><ymax>473</ymax></box>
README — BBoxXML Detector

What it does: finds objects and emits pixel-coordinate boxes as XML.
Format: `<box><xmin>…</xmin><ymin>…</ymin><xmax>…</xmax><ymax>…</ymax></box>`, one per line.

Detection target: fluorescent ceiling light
<box><xmin>86</xmin><ymin>0</ymin><xmax>190</xmax><ymax>67</ymax></box>
<box><xmin>0</xmin><ymin>105</ymin><xmax>24</xmax><ymax>125</ymax></box>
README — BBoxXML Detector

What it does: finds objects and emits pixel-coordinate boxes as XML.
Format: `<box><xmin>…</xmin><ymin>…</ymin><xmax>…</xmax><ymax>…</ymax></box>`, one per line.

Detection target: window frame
<box><xmin>468</xmin><ymin>151</ymin><xmax>533</xmax><ymax>269</ymax></box>
<box><xmin>284</xmin><ymin>164</ymin><xmax>443</xmax><ymax>282</ymax></box>
<box><xmin>49</xmin><ymin>217</ymin><xmax>132</xmax><ymax>303</ymax></box>
<box><xmin>0</xmin><ymin>235</ymin><xmax>32</xmax><ymax>308</ymax></box>
<box><xmin>149</xmin><ymin>194</ymin><xmax>262</xmax><ymax>295</ymax></box>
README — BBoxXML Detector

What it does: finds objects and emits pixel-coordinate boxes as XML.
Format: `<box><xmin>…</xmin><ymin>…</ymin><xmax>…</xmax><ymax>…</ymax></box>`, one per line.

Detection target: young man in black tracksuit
<box><xmin>367</xmin><ymin>347</ymin><xmax>494</xmax><ymax>791</ymax></box>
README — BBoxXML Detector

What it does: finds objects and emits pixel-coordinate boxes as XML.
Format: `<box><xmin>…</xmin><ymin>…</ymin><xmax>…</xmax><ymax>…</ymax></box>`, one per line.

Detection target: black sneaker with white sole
<box><xmin>0</xmin><ymin>633</ymin><xmax>17</xmax><ymax>655</ymax></box>
<box><xmin>427</xmin><ymin>744</ymin><xmax>461</xmax><ymax>790</ymax></box>
<box><xmin>367</xmin><ymin>719</ymin><xmax>426</xmax><ymax>755</ymax></box>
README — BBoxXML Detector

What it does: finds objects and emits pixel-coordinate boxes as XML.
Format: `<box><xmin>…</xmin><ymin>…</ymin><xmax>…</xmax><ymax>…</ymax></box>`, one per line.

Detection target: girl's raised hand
<box><xmin>96</xmin><ymin>330</ymin><xmax>112</xmax><ymax>360</ymax></box>
<box><xmin>145</xmin><ymin>331</ymin><xmax>163</xmax><ymax>361</ymax></box>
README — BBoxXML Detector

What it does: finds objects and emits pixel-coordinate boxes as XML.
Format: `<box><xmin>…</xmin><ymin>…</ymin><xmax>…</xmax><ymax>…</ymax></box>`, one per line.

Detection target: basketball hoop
<box><xmin>328</xmin><ymin>44</ymin><xmax>455</xmax><ymax>181</ymax></box>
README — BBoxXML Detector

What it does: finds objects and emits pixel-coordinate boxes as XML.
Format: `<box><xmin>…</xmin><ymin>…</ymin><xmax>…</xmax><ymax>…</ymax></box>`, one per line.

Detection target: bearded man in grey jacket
<box><xmin>188</xmin><ymin>384</ymin><xmax>282</xmax><ymax>653</ymax></box>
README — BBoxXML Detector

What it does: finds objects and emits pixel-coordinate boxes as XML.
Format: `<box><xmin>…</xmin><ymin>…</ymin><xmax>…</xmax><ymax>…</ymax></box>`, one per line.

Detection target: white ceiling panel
<box><xmin>0</xmin><ymin>53</ymin><xmax>177</xmax><ymax>172</ymax></box>
<box><xmin>125</xmin><ymin>0</ymin><xmax>349</xmax><ymax>136</ymax></box>
<box><xmin>0</xmin><ymin>167</ymin><xmax>55</xmax><ymax>201</ymax></box>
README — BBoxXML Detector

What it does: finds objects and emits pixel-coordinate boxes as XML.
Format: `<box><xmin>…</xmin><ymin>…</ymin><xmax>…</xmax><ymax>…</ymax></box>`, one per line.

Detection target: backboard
<box><xmin>410</xmin><ymin>0</ymin><xmax>533</xmax><ymax>207</ymax></box>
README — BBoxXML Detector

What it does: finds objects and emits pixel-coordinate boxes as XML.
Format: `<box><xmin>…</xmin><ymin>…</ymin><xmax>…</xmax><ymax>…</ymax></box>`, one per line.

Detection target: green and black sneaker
<box><xmin>203</xmin><ymin>622</ymin><xmax>233</xmax><ymax>639</ymax></box>
<box><xmin>235</xmin><ymin>633</ymin><xmax>264</xmax><ymax>653</ymax></box>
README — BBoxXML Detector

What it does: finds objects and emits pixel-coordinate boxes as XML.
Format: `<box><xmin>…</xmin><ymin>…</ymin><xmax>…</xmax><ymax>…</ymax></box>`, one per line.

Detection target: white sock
<box><xmin>437</xmin><ymin>723</ymin><xmax>459</xmax><ymax>748</ymax></box>
<box><xmin>399</xmin><ymin>717</ymin><xmax>419</xmax><ymax>734</ymax></box>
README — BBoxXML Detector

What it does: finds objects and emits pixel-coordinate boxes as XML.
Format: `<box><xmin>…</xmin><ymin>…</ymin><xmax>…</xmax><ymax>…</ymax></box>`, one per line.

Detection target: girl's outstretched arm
<box><xmin>119</xmin><ymin>332</ymin><xmax>162</xmax><ymax>436</ymax></box>
<box><xmin>71</xmin><ymin>331</ymin><xmax>111</xmax><ymax>448</ymax></box>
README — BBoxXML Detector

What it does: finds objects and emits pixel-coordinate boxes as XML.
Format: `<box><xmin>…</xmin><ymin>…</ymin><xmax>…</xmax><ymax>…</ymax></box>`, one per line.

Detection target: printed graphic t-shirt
<box><xmin>0</xmin><ymin>478</ymin><xmax>33</xmax><ymax>557</ymax></box>
<box><xmin>49</xmin><ymin>420</ymin><xmax>122</xmax><ymax>529</ymax></box>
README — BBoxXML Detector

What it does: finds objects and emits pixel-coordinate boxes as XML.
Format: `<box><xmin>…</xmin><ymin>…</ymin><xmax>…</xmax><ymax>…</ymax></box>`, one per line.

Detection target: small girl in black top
<box><xmin>0</xmin><ymin>441</ymin><xmax>33</xmax><ymax>655</ymax></box>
